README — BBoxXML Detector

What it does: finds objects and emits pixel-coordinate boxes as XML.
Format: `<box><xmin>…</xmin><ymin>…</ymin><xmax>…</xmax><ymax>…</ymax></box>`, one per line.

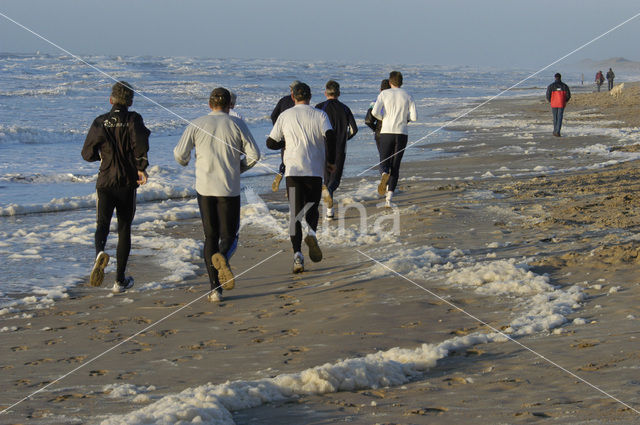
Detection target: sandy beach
<box><xmin>2</xmin><ymin>84</ymin><xmax>640</xmax><ymax>424</ymax></box>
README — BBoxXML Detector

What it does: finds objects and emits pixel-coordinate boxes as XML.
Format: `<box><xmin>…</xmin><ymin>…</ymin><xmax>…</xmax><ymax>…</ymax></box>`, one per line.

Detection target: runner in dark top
<box><xmin>315</xmin><ymin>80</ymin><xmax>358</xmax><ymax>218</ymax></box>
<box><xmin>270</xmin><ymin>80</ymin><xmax>299</xmax><ymax>191</ymax></box>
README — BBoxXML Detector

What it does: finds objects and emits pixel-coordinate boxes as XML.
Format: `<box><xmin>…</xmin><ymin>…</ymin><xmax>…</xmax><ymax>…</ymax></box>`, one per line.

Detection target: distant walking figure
<box><xmin>606</xmin><ymin>68</ymin><xmax>615</xmax><ymax>91</ymax></box>
<box><xmin>595</xmin><ymin>70</ymin><xmax>605</xmax><ymax>92</ymax></box>
<box><xmin>546</xmin><ymin>73</ymin><xmax>571</xmax><ymax>137</ymax></box>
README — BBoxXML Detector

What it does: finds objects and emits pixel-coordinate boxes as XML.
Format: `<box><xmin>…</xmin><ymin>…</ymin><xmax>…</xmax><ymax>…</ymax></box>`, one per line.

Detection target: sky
<box><xmin>1</xmin><ymin>0</ymin><xmax>639</xmax><ymax>68</ymax></box>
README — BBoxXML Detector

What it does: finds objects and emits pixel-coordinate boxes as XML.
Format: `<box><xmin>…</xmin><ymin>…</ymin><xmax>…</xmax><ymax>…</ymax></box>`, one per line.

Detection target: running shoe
<box><xmin>326</xmin><ymin>207</ymin><xmax>334</xmax><ymax>220</ymax></box>
<box><xmin>208</xmin><ymin>290</ymin><xmax>223</xmax><ymax>303</ymax></box>
<box><xmin>89</xmin><ymin>251</ymin><xmax>109</xmax><ymax>287</ymax></box>
<box><xmin>112</xmin><ymin>276</ymin><xmax>134</xmax><ymax>293</ymax></box>
<box><xmin>322</xmin><ymin>185</ymin><xmax>333</xmax><ymax>208</ymax></box>
<box><xmin>304</xmin><ymin>234</ymin><xmax>323</xmax><ymax>262</ymax></box>
<box><xmin>377</xmin><ymin>172</ymin><xmax>390</xmax><ymax>196</ymax></box>
<box><xmin>272</xmin><ymin>173</ymin><xmax>283</xmax><ymax>192</ymax></box>
<box><xmin>212</xmin><ymin>253</ymin><xmax>235</xmax><ymax>290</ymax></box>
<box><xmin>293</xmin><ymin>252</ymin><xmax>304</xmax><ymax>273</ymax></box>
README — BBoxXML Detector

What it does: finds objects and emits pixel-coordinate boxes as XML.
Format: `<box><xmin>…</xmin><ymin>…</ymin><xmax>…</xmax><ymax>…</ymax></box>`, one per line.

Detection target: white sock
<box><xmin>308</xmin><ymin>229</ymin><xmax>316</xmax><ymax>237</ymax></box>
<box><xmin>386</xmin><ymin>190</ymin><xmax>394</xmax><ymax>202</ymax></box>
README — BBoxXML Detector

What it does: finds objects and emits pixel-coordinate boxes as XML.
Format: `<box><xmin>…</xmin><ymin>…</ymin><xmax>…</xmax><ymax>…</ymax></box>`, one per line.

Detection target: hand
<box><xmin>137</xmin><ymin>170</ymin><xmax>148</xmax><ymax>185</ymax></box>
<box><xmin>326</xmin><ymin>163</ymin><xmax>336</xmax><ymax>174</ymax></box>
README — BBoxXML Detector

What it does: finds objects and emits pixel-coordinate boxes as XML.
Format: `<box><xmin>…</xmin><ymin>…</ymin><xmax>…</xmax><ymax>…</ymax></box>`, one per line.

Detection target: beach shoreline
<box><xmin>2</xmin><ymin>85</ymin><xmax>640</xmax><ymax>424</ymax></box>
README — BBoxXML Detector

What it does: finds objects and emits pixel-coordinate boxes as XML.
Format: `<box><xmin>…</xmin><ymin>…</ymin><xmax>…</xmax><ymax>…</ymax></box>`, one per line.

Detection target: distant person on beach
<box><xmin>174</xmin><ymin>87</ymin><xmax>260</xmax><ymax>302</ymax></box>
<box><xmin>595</xmin><ymin>70</ymin><xmax>605</xmax><ymax>92</ymax></box>
<box><xmin>270</xmin><ymin>80</ymin><xmax>300</xmax><ymax>192</ymax></box>
<box><xmin>315</xmin><ymin>80</ymin><xmax>358</xmax><ymax>219</ymax></box>
<box><xmin>371</xmin><ymin>71</ymin><xmax>417</xmax><ymax>207</ymax></box>
<box><xmin>606</xmin><ymin>68</ymin><xmax>615</xmax><ymax>91</ymax></box>
<box><xmin>267</xmin><ymin>82</ymin><xmax>336</xmax><ymax>273</ymax></box>
<box><xmin>365</xmin><ymin>78</ymin><xmax>391</xmax><ymax>178</ymax></box>
<box><xmin>82</xmin><ymin>81</ymin><xmax>150</xmax><ymax>293</ymax></box>
<box><xmin>546</xmin><ymin>73</ymin><xmax>571</xmax><ymax>137</ymax></box>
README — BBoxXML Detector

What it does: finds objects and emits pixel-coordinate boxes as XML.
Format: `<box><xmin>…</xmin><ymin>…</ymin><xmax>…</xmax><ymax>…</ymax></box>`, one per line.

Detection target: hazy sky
<box><xmin>1</xmin><ymin>0</ymin><xmax>639</xmax><ymax>68</ymax></box>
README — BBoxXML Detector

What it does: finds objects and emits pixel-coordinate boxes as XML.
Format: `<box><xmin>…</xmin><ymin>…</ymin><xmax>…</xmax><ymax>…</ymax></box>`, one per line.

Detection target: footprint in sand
<box><xmin>116</xmin><ymin>371</ymin><xmax>137</xmax><ymax>380</ymax></box>
<box><xmin>282</xmin><ymin>346</ymin><xmax>309</xmax><ymax>364</ymax></box>
<box><xmin>89</xmin><ymin>370</ymin><xmax>108</xmax><ymax>376</ymax></box>
<box><xmin>238</xmin><ymin>326</ymin><xmax>266</xmax><ymax>334</ymax></box>
<box><xmin>11</xmin><ymin>345</ymin><xmax>28</xmax><ymax>352</ymax></box>
<box><xmin>181</xmin><ymin>339</ymin><xmax>221</xmax><ymax>351</ymax></box>
<box><xmin>44</xmin><ymin>338</ymin><xmax>62</xmax><ymax>345</ymax></box>
<box><xmin>405</xmin><ymin>407</ymin><xmax>449</xmax><ymax>416</ymax></box>
<box><xmin>49</xmin><ymin>393</ymin><xmax>92</xmax><ymax>403</ymax></box>
<box><xmin>280</xmin><ymin>329</ymin><xmax>299</xmax><ymax>337</ymax></box>
<box><xmin>14</xmin><ymin>379</ymin><xmax>30</xmax><ymax>386</ymax></box>
<box><xmin>121</xmin><ymin>348</ymin><xmax>152</xmax><ymax>355</ymax></box>
<box><xmin>186</xmin><ymin>311</ymin><xmax>214</xmax><ymax>318</ymax></box>
<box><xmin>54</xmin><ymin>310</ymin><xmax>77</xmax><ymax>317</ymax></box>
<box><xmin>24</xmin><ymin>358</ymin><xmax>55</xmax><ymax>366</ymax></box>
<box><xmin>89</xmin><ymin>304</ymin><xmax>103</xmax><ymax>310</ymax></box>
<box><xmin>58</xmin><ymin>356</ymin><xmax>87</xmax><ymax>364</ymax></box>
<box><xmin>284</xmin><ymin>309</ymin><xmax>305</xmax><ymax>316</ymax></box>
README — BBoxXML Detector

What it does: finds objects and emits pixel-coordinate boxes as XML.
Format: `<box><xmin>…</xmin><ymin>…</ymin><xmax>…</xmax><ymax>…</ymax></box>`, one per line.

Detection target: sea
<box><xmin>0</xmin><ymin>53</ymin><xmax>590</xmax><ymax>306</ymax></box>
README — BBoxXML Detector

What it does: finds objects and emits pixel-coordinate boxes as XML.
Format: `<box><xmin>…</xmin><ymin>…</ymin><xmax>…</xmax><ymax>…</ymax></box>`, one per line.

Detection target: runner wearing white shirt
<box><xmin>174</xmin><ymin>87</ymin><xmax>260</xmax><ymax>302</ymax></box>
<box><xmin>267</xmin><ymin>82</ymin><xmax>336</xmax><ymax>273</ymax></box>
<box><xmin>371</xmin><ymin>71</ymin><xmax>417</xmax><ymax>207</ymax></box>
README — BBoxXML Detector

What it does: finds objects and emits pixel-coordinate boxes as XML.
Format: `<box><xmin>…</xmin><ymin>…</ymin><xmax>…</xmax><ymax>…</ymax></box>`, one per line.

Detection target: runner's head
<box><xmin>209</xmin><ymin>87</ymin><xmax>231</xmax><ymax>111</ymax></box>
<box><xmin>110</xmin><ymin>81</ymin><xmax>134</xmax><ymax>107</ymax></box>
<box><xmin>325</xmin><ymin>80</ymin><xmax>340</xmax><ymax>98</ymax></box>
<box><xmin>555</xmin><ymin>73</ymin><xmax>562</xmax><ymax>81</ymax></box>
<box><xmin>292</xmin><ymin>82</ymin><xmax>311</xmax><ymax>104</ymax></box>
<box><xmin>389</xmin><ymin>71</ymin><xmax>403</xmax><ymax>88</ymax></box>
<box><xmin>381</xmin><ymin>79</ymin><xmax>391</xmax><ymax>91</ymax></box>
<box><xmin>289</xmin><ymin>80</ymin><xmax>301</xmax><ymax>93</ymax></box>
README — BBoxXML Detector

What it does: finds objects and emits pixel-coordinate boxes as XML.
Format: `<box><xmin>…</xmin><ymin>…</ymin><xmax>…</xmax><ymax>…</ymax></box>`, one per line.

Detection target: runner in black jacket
<box><xmin>82</xmin><ymin>81</ymin><xmax>150</xmax><ymax>293</ymax></box>
<box><xmin>315</xmin><ymin>80</ymin><xmax>358</xmax><ymax>217</ymax></box>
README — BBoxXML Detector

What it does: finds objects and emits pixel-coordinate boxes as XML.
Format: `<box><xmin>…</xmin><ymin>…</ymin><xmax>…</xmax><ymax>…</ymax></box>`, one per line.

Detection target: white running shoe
<box><xmin>293</xmin><ymin>252</ymin><xmax>304</xmax><ymax>273</ymax></box>
<box><xmin>326</xmin><ymin>207</ymin><xmax>334</xmax><ymax>220</ymax></box>
<box><xmin>112</xmin><ymin>276</ymin><xmax>134</xmax><ymax>293</ymax></box>
<box><xmin>208</xmin><ymin>290</ymin><xmax>223</xmax><ymax>303</ymax></box>
<box><xmin>89</xmin><ymin>251</ymin><xmax>109</xmax><ymax>287</ymax></box>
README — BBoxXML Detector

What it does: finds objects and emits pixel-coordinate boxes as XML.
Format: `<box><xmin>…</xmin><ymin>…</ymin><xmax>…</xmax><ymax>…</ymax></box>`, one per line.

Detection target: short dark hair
<box><xmin>325</xmin><ymin>80</ymin><xmax>340</xmax><ymax>97</ymax></box>
<box><xmin>381</xmin><ymin>79</ymin><xmax>391</xmax><ymax>90</ymax></box>
<box><xmin>389</xmin><ymin>71</ymin><xmax>403</xmax><ymax>87</ymax></box>
<box><xmin>209</xmin><ymin>87</ymin><xmax>231</xmax><ymax>108</ymax></box>
<box><xmin>555</xmin><ymin>73</ymin><xmax>562</xmax><ymax>79</ymax></box>
<box><xmin>111</xmin><ymin>81</ymin><xmax>134</xmax><ymax>106</ymax></box>
<box><xmin>292</xmin><ymin>82</ymin><xmax>311</xmax><ymax>101</ymax></box>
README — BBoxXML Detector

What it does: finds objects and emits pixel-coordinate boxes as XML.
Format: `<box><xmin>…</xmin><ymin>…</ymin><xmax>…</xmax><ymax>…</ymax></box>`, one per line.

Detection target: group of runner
<box><xmin>82</xmin><ymin>71</ymin><xmax>417</xmax><ymax>302</ymax></box>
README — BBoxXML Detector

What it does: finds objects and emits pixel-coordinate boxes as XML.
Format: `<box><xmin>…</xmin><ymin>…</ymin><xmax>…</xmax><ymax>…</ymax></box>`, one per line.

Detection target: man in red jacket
<box><xmin>545</xmin><ymin>73</ymin><xmax>571</xmax><ymax>137</ymax></box>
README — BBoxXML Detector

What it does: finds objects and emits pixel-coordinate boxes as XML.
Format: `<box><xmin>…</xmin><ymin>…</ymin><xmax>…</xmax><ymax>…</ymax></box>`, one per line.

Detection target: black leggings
<box><xmin>286</xmin><ymin>176</ymin><xmax>322</xmax><ymax>253</ymax></box>
<box><xmin>197</xmin><ymin>194</ymin><xmax>240</xmax><ymax>289</ymax></box>
<box><xmin>95</xmin><ymin>186</ymin><xmax>136</xmax><ymax>283</ymax></box>
<box><xmin>378</xmin><ymin>133</ymin><xmax>408</xmax><ymax>192</ymax></box>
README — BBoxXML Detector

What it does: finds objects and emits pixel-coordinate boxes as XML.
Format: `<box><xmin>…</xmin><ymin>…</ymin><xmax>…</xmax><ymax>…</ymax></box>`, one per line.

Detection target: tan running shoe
<box><xmin>272</xmin><ymin>173</ymin><xmax>283</xmax><ymax>192</ymax></box>
<box><xmin>322</xmin><ymin>185</ymin><xmax>333</xmax><ymax>208</ymax></box>
<box><xmin>377</xmin><ymin>172</ymin><xmax>390</xmax><ymax>196</ymax></box>
<box><xmin>89</xmin><ymin>251</ymin><xmax>109</xmax><ymax>287</ymax></box>
<box><xmin>211</xmin><ymin>253</ymin><xmax>235</xmax><ymax>290</ymax></box>
<box><xmin>304</xmin><ymin>234</ymin><xmax>323</xmax><ymax>262</ymax></box>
